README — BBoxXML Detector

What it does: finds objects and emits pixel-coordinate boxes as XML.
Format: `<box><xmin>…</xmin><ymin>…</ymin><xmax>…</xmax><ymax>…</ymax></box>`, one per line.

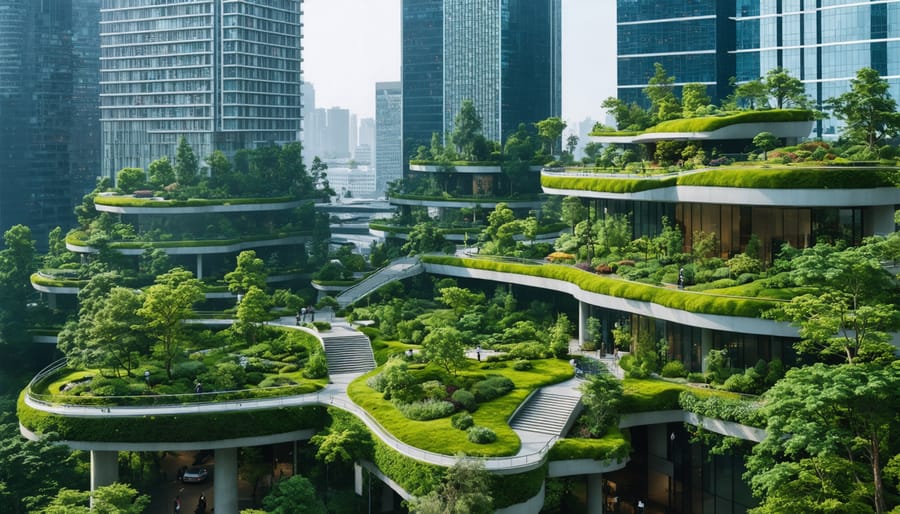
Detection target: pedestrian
<box><xmin>194</xmin><ymin>382</ymin><xmax>202</xmax><ymax>394</ymax></box>
<box><xmin>637</xmin><ymin>498</ymin><xmax>645</xmax><ymax>514</ymax></box>
<box><xmin>476</xmin><ymin>345</ymin><xmax>481</xmax><ymax>361</ymax></box>
<box><xmin>309</xmin><ymin>305</ymin><xmax>315</xmax><ymax>321</ymax></box>
<box><xmin>296</xmin><ymin>310</ymin><xmax>301</xmax><ymax>326</ymax></box>
<box><xmin>174</xmin><ymin>495</ymin><xmax>181</xmax><ymax>514</ymax></box>
<box><xmin>197</xmin><ymin>493</ymin><xmax>207</xmax><ymax>514</ymax></box>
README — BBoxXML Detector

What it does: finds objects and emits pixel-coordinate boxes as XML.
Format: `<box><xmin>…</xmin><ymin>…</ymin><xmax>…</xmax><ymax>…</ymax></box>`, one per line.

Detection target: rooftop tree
<box><xmin>763</xmin><ymin>67</ymin><xmax>809</xmax><ymax>109</ymax></box>
<box><xmin>827</xmin><ymin>67</ymin><xmax>900</xmax><ymax>153</ymax></box>
<box><xmin>643</xmin><ymin>62</ymin><xmax>681</xmax><ymax>123</ymax></box>
<box><xmin>137</xmin><ymin>268</ymin><xmax>203</xmax><ymax>378</ymax></box>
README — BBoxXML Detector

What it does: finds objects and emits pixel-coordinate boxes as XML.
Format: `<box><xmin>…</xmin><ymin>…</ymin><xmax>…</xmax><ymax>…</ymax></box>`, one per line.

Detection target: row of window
<box><xmin>100</xmin><ymin>3</ymin><xmax>211</xmax><ymax>22</ymax></box>
<box><xmin>102</xmin><ymin>28</ymin><xmax>210</xmax><ymax>46</ymax></box>
<box><xmin>222</xmin><ymin>41</ymin><xmax>299</xmax><ymax>59</ymax></box>
<box><xmin>101</xmin><ymin>54</ymin><xmax>212</xmax><ymax>70</ymax></box>
<box><xmin>101</xmin><ymin>41</ymin><xmax>210</xmax><ymax>59</ymax></box>
<box><xmin>101</xmin><ymin>93</ymin><xmax>211</xmax><ymax>107</ymax></box>
<box><xmin>102</xmin><ymin>16</ymin><xmax>213</xmax><ymax>35</ymax></box>
<box><xmin>101</xmin><ymin>68</ymin><xmax>211</xmax><ymax>82</ymax></box>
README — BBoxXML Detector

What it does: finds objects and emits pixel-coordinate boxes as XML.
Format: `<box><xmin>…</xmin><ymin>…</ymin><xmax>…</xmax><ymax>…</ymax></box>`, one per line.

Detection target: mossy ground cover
<box><xmin>348</xmin><ymin>358</ymin><xmax>573</xmax><ymax>457</ymax></box>
<box><xmin>620</xmin><ymin>378</ymin><xmax>742</xmax><ymax>413</ymax></box>
<box><xmin>549</xmin><ymin>427</ymin><xmax>631</xmax><ymax>461</ymax></box>
<box><xmin>93</xmin><ymin>195</ymin><xmax>297</xmax><ymax>208</ymax></box>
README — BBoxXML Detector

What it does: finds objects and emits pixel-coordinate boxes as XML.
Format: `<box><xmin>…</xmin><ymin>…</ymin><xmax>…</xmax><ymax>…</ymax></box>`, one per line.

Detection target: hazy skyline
<box><xmin>302</xmin><ymin>0</ymin><xmax>615</xmax><ymax>125</ymax></box>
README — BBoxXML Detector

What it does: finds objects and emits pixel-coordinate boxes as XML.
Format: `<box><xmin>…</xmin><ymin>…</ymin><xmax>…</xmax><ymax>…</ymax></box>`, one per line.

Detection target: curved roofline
<box><xmin>94</xmin><ymin>198</ymin><xmax>306</xmax><ymax>215</ymax></box>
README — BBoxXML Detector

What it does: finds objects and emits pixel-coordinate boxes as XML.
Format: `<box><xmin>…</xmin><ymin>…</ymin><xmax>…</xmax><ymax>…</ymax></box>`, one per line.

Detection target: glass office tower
<box><xmin>617</xmin><ymin>0</ymin><xmax>900</xmax><ymax>137</ymax></box>
<box><xmin>402</xmin><ymin>0</ymin><xmax>561</xmax><ymax>162</ymax></box>
<box><xmin>100</xmin><ymin>0</ymin><xmax>303</xmax><ymax>180</ymax></box>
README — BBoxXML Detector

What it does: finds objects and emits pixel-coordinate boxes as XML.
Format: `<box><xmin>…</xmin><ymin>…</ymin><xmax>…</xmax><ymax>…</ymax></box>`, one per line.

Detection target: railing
<box><xmin>335</xmin><ymin>257</ymin><xmax>424</xmax><ymax>307</ymax></box>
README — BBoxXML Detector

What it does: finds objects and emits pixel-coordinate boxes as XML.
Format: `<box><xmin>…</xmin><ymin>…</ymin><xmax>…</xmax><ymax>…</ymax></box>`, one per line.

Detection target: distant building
<box><xmin>327</xmin><ymin>166</ymin><xmax>377</xmax><ymax>200</ymax></box>
<box><xmin>401</xmin><ymin>0</ymin><xmax>562</xmax><ymax>161</ymax></box>
<box><xmin>349</xmin><ymin>113</ymin><xmax>358</xmax><ymax>158</ymax></box>
<box><xmin>301</xmin><ymin>81</ymin><xmax>317</xmax><ymax>164</ymax></box>
<box><xmin>354</xmin><ymin>144</ymin><xmax>372</xmax><ymax>165</ymax></box>
<box><xmin>0</xmin><ymin>0</ymin><xmax>99</xmax><ymax>247</ymax></box>
<box><xmin>325</xmin><ymin>107</ymin><xmax>351</xmax><ymax>159</ymax></box>
<box><xmin>306</xmin><ymin>108</ymin><xmax>327</xmax><ymax>163</ymax></box>
<box><xmin>100</xmin><ymin>0</ymin><xmax>304</xmax><ymax>180</ymax></box>
<box><xmin>376</xmin><ymin>81</ymin><xmax>402</xmax><ymax>197</ymax></box>
<box><xmin>358</xmin><ymin>117</ymin><xmax>376</xmax><ymax>155</ymax></box>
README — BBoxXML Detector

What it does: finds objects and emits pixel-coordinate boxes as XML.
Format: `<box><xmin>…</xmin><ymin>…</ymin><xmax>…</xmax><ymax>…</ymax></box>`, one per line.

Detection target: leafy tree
<box><xmin>681</xmin><ymin>83</ymin><xmax>710</xmax><ymax>117</ymax></box>
<box><xmin>752</xmin><ymin>132</ymin><xmax>778</xmax><ymax>160</ymax></box>
<box><xmin>408</xmin><ymin>458</ymin><xmax>493</xmax><ymax>514</ymax></box>
<box><xmin>732</xmin><ymin>78</ymin><xmax>768</xmax><ymax>110</ymax></box>
<box><xmin>582</xmin><ymin>142</ymin><xmax>603</xmax><ymax>163</ymax></box>
<box><xmin>0</xmin><ymin>225</ymin><xmax>36</xmax><ymax>345</ymax></box>
<box><xmin>422</xmin><ymin>326</ymin><xmax>467</xmax><ymax>375</ymax></box>
<box><xmin>238</xmin><ymin>447</ymin><xmax>270</xmax><ymax>506</ymax></box>
<box><xmin>262</xmin><ymin>475</ymin><xmax>326</xmax><ymax>514</ymax></box>
<box><xmin>597</xmin><ymin>213</ymin><xmax>632</xmax><ymax>255</ymax></box>
<box><xmin>480</xmin><ymin>203</ymin><xmax>521</xmax><ymax>254</ymax></box>
<box><xmin>174</xmin><ymin>136</ymin><xmax>199</xmax><ymax>186</ymax></box>
<box><xmin>137</xmin><ymin>268</ymin><xmax>203</xmax><ymax>378</ymax></box>
<box><xmin>600</xmin><ymin>97</ymin><xmax>652</xmax><ymax>131</ymax></box>
<box><xmin>764</xmin><ymin>67</ymin><xmax>809</xmax><ymax>109</ymax></box>
<box><xmin>767</xmin><ymin>242</ymin><xmax>898</xmax><ymax>363</ymax></box>
<box><xmin>236</xmin><ymin>286</ymin><xmax>272</xmax><ymax>344</ymax></box>
<box><xmin>827</xmin><ymin>67</ymin><xmax>900</xmax><ymax>152</ymax></box>
<box><xmin>534</xmin><ymin>116</ymin><xmax>566</xmax><ymax>155</ymax></box>
<box><xmin>746</xmin><ymin>362</ymin><xmax>899</xmax><ymax>513</ymax></box>
<box><xmin>90</xmin><ymin>287</ymin><xmax>147</xmax><ymax>377</ymax></box>
<box><xmin>436</xmin><ymin>287</ymin><xmax>485</xmax><ymax>315</ymax></box>
<box><xmin>115</xmin><ymin>168</ymin><xmax>145</xmax><ymax>194</ymax></box>
<box><xmin>502</xmin><ymin>124</ymin><xmax>537</xmax><ymax>194</ymax></box>
<box><xmin>43</xmin><ymin>483</ymin><xmax>150</xmax><ymax>514</ymax></box>
<box><xmin>147</xmin><ymin>156</ymin><xmax>175</xmax><ymax>189</ymax></box>
<box><xmin>579</xmin><ymin>372</ymin><xmax>624</xmax><ymax>436</ymax></box>
<box><xmin>402</xmin><ymin>222</ymin><xmax>447</xmax><ymax>256</ymax></box>
<box><xmin>561</xmin><ymin>196</ymin><xmax>586</xmax><ymax>233</ymax></box>
<box><xmin>653</xmin><ymin>216</ymin><xmax>683</xmax><ymax>259</ymax></box>
<box><xmin>43</xmin><ymin>226</ymin><xmax>72</xmax><ymax>268</ymax></box>
<box><xmin>643</xmin><ymin>63</ymin><xmax>680</xmax><ymax>123</ymax></box>
<box><xmin>225</xmin><ymin>250</ymin><xmax>267</xmax><ymax>296</ymax></box>
<box><xmin>311</xmin><ymin>409</ymin><xmax>373</xmax><ymax>464</ymax></box>
<box><xmin>205</xmin><ymin>150</ymin><xmax>232</xmax><ymax>191</ymax></box>
<box><xmin>548</xmin><ymin>313</ymin><xmax>572</xmax><ymax>358</ymax></box>
<box><xmin>309</xmin><ymin>156</ymin><xmax>334</xmax><ymax>197</ymax></box>
<box><xmin>450</xmin><ymin>99</ymin><xmax>483</xmax><ymax>160</ymax></box>
<box><xmin>691</xmin><ymin>230</ymin><xmax>718</xmax><ymax>262</ymax></box>
<box><xmin>565</xmin><ymin>134</ymin><xmax>579</xmax><ymax>157</ymax></box>
<box><xmin>138</xmin><ymin>248</ymin><xmax>170</xmax><ymax>278</ymax></box>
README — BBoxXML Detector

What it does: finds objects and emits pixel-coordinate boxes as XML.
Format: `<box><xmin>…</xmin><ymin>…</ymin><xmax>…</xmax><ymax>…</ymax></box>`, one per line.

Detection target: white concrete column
<box><xmin>587</xmin><ymin>473</ymin><xmax>604</xmax><ymax>514</ymax></box>
<box><xmin>214</xmin><ymin>448</ymin><xmax>238</xmax><ymax>514</ymax></box>
<box><xmin>196</xmin><ymin>254</ymin><xmax>204</xmax><ymax>280</ymax></box>
<box><xmin>90</xmin><ymin>450</ymin><xmax>118</xmax><ymax>493</ymax></box>
<box><xmin>701</xmin><ymin>328</ymin><xmax>713</xmax><ymax>373</ymax></box>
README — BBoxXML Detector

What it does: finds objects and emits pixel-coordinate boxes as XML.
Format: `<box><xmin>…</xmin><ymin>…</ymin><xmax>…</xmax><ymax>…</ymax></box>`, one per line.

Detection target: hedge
<box><xmin>421</xmin><ymin>256</ymin><xmax>781</xmax><ymax>318</ymax></box>
<box><xmin>388</xmin><ymin>193</ymin><xmax>541</xmax><ymax>203</ymax></box>
<box><xmin>548</xmin><ymin>427</ymin><xmax>631</xmax><ymax>461</ymax></box>
<box><xmin>66</xmin><ymin>230</ymin><xmax>312</xmax><ymax>250</ymax></box>
<box><xmin>620</xmin><ymin>378</ymin><xmax>742</xmax><ymax>413</ymax></box>
<box><xmin>675</xmin><ymin>166</ymin><xmax>898</xmax><ymax>189</ymax></box>
<box><xmin>93</xmin><ymin>195</ymin><xmax>299</xmax><ymax>208</ymax></box>
<box><xmin>18</xmin><ymin>392</ymin><xmax>326</xmax><ymax>443</ymax></box>
<box><xmin>30</xmin><ymin>273</ymin><xmax>85</xmax><ymax>288</ymax></box>
<box><xmin>541</xmin><ymin>174</ymin><xmax>678</xmax><ymax>193</ymax></box>
<box><xmin>645</xmin><ymin>109</ymin><xmax>814</xmax><ymax>133</ymax></box>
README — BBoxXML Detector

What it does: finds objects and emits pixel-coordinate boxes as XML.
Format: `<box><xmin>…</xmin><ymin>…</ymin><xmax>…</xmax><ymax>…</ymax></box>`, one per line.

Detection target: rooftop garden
<box><xmin>590</xmin><ymin>109</ymin><xmax>814</xmax><ymax>137</ymax></box>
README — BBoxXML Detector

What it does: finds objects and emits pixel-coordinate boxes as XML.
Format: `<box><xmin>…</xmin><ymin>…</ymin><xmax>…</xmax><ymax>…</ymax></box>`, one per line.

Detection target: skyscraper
<box><xmin>375</xmin><ymin>81</ymin><xmax>402</xmax><ymax>197</ymax></box>
<box><xmin>100</xmin><ymin>0</ymin><xmax>303</xmax><ymax>180</ymax></box>
<box><xmin>616</xmin><ymin>0</ymin><xmax>900</xmax><ymax>137</ymax></box>
<box><xmin>401</xmin><ymin>0</ymin><xmax>561</xmax><ymax>162</ymax></box>
<box><xmin>0</xmin><ymin>0</ymin><xmax>97</xmax><ymax>247</ymax></box>
<box><xmin>358</xmin><ymin>117</ymin><xmax>376</xmax><ymax>154</ymax></box>
<box><xmin>325</xmin><ymin>107</ymin><xmax>350</xmax><ymax>159</ymax></box>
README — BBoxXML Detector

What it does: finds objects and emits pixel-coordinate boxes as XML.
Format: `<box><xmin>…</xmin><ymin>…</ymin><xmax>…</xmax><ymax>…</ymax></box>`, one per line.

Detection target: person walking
<box><xmin>174</xmin><ymin>496</ymin><xmax>181</xmax><ymax>514</ymax></box>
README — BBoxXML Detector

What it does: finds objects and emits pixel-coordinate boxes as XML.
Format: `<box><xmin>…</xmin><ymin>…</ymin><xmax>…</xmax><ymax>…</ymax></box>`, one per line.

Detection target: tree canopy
<box><xmin>827</xmin><ymin>67</ymin><xmax>900</xmax><ymax>152</ymax></box>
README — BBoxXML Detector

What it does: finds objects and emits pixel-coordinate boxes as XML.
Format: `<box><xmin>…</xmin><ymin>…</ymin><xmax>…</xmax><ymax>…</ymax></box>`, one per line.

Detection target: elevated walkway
<box><xmin>320</xmin><ymin>324</ymin><xmax>376</xmax><ymax>374</ymax></box>
<box><xmin>334</xmin><ymin>257</ymin><xmax>424</xmax><ymax>308</ymax></box>
<box><xmin>510</xmin><ymin>386</ymin><xmax>582</xmax><ymax>437</ymax></box>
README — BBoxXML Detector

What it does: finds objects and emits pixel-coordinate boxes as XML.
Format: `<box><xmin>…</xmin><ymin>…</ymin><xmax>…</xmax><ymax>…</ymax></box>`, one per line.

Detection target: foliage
<box><xmin>147</xmin><ymin>156</ymin><xmax>175</xmax><ymax>188</ymax></box>
<box><xmin>450</xmin><ymin>99</ymin><xmax>485</xmax><ymax>160</ymax></box>
<box><xmin>660</xmin><ymin>360</ymin><xmax>688</xmax><ymax>378</ymax></box>
<box><xmin>43</xmin><ymin>483</ymin><xmax>150</xmax><ymax>514</ymax></box>
<box><xmin>115</xmin><ymin>168</ymin><xmax>145</xmax><ymax>194</ymax></box>
<box><xmin>745</xmin><ymin>362</ymin><xmax>899</xmax><ymax>513</ymax></box>
<box><xmin>646</xmin><ymin>108</ymin><xmax>814</xmax><ymax>133</ymax></box>
<box><xmin>262</xmin><ymin>474</ymin><xmax>326</xmax><ymax>514</ymax></box>
<box><xmin>548</xmin><ymin>313</ymin><xmax>571</xmax><ymax>358</ymax></box>
<box><xmin>422</xmin><ymin>327</ymin><xmax>467</xmax><ymax>375</ymax></box>
<box><xmin>535</xmin><ymin>117</ymin><xmax>567</xmax><ymax>155</ymax></box>
<box><xmin>451</xmin><ymin>389</ymin><xmax>477</xmax><ymax>412</ymax></box>
<box><xmin>174</xmin><ymin>136</ymin><xmax>199</xmax><ymax>186</ymax></box>
<box><xmin>225</xmin><ymin>250</ymin><xmax>267</xmax><ymax>295</ymax></box>
<box><xmin>600</xmin><ymin>96</ymin><xmax>652</xmax><ymax>131</ymax></box>
<box><xmin>827</xmin><ymin>67</ymin><xmax>900</xmax><ymax>152</ymax></box>
<box><xmin>450</xmin><ymin>412</ymin><xmax>474</xmax><ymax>430</ymax></box>
<box><xmin>407</xmin><ymin>458</ymin><xmax>494</xmax><ymax>514</ymax></box>
<box><xmin>470</xmin><ymin>376</ymin><xmax>514</xmax><ymax>402</ymax></box>
<box><xmin>643</xmin><ymin>63</ymin><xmax>681</xmax><ymax>123</ymax></box>
<box><xmin>579</xmin><ymin>373</ymin><xmax>624</xmax><ymax>436</ymax></box>
<box><xmin>763</xmin><ymin>67</ymin><xmax>809</xmax><ymax>109</ymax></box>
<box><xmin>681</xmin><ymin>83</ymin><xmax>711</xmax><ymax>117</ymax></box>
<box><xmin>678</xmin><ymin>391</ymin><xmax>761</xmax><ymax>426</ymax></box>
<box><xmin>137</xmin><ymin>268</ymin><xmax>203</xmax><ymax>378</ymax></box>
<box><xmin>549</xmin><ymin>428</ymin><xmax>631</xmax><ymax>461</ymax></box>
<box><xmin>236</xmin><ymin>286</ymin><xmax>272</xmax><ymax>344</ymax></box>
<box><xmin>310</xmin><ymin>409</ymin><xmax>373</xmax><ymax>464</ymax></box>
<box><xmin>466</xmin><ymin>425</ymin><xmax>497</xmax><ymax>444</ymax></box>
<box><xmin>752</xmin><ymin>132</ymin><xmax>778</xmax><ymax>160</ymax></box>
<box><xmin>0</xmin><ymin>225</ymin><xmax>36</xmax><ymax>346</ymax></box>
<box><xmin>398</xmin><ymin>399</ymin><xmax>456</xmax><ymax>421</ymax></box>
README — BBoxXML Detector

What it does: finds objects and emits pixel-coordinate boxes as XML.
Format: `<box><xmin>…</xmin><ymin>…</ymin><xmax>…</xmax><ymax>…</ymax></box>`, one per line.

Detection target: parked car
<box><xmin>181</xmin><ymin>466</ymin><xmax>208</xmax><ymax>483</ymax></box>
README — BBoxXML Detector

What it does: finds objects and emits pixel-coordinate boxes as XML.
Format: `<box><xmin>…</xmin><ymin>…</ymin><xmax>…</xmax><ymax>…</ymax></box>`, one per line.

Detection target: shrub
<box><xmin>508</xmin><ymin>342</ymin><xmax>549</xmax><ymax>360</ymax></box>
<box><xmin>422</xmin><ymin>380</ymin><xmax>447</xmax><ymax>401</ymax></box>
<box><xmin>467</xmin><ymin>425</ymin><xmax>497</xmax><ymax>444</ymax></box>
<box><xmin>367</xmin><ymin>373</ymin><xmax>387</xmax><ymax>393</ymax></box>
<box><xmin>451</xmin><ymin>389</ymin><xmax>477</xmax><ymax>412</ymax></box>
<box><xmin>303</xmin><ymin>351</ymin><xmax>328</xmax><ymax>379</ymax></box>
<box><xmin>594</xmin><ymin>264</ymin><xmax>613</xmax><ymax>274</ymax></box>
<box><xmin>736</xmin><ymin>272</ymin><xmax>759</xmax><ymax>285</ymax></box>
<box><xmin>396</xmin><ymin>399</ymin><xmax>455</xmax><ymax>421</ymax></box>
<box><xmin>618</xmin><ymin>354</ymin><xmax>635</xmax><ymax>372</ymax></box>
<box><xmin>660</xmin><ymin>360</ymin><xmax>687</xmax><ymax>378</ymax></box>
<box><xmin>686</xmin><ymin>372</ymin><xmax>706</xmax><ymax>383</ymax></box>
<box><xmin>722</xmin><ymin>373</ymin><xmax>756</xmax><ymax>394</ymax></box>
<box><xmin>245</xmin><ymin>372</ymin><xmax>265</xmax><ymax>385</ymax></box>
<box><xmin>471</xmin><ymin>376</ymin><xmax>515</xmax><ymax>402</ymax></box>
<box><xmin>451</xmin><ymin>412</ymin><xmax>474</xmax><ymax>430</ymax></box>
<box><xmin>512</xmin><ymin>360</ymin><xmax>533</xmax><ymax>371</ymax></box>
<box><xmin>279</xmin><ymin>364</ymin><xmax>299</xmax><ymax>374</ymax></box>
<box><xmin>258</xmin><ymin>376</ymin><xmax>297</xmax><ymax>388</ymax></box>
<box><xmin>173</xmin><ymin>360</ymin><xmax>206</xmax><ymax>380</ymax></box>
<box><xmin>313</xmin><ymin>321</ymin><xmax>331</xmax><ymax>331</ymax></box>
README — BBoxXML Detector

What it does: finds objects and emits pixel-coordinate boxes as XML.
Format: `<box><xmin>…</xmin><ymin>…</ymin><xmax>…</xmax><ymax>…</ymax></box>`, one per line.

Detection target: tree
<box><xmin>310</xmin><ymin>409</ymin><xmax>373</xmax><ymax>464</ymax></box>
<box><xmin>115</xmin><ymin>168</ymin><xmax>145</xmax><ymax>194</ymax></box>
<box><xmin>174</xmin><ymin>136</ymin><xmax>199</xmax><ymax>186</ymax></box>
<box><xmin>579</xmin><ymin>372</ymin><xmax>624</xmax><ymax>436</ymax></box>
<box><xmin>450</xmin><ymin>99</ymin><xmax>483</xmax><ymax>159</ymax></box>
<box><xmin>745</xmin><ymin>362</ymin><xmax>899</xmax><ymax>513</ymax></box>
<box><xmin>0</xmin><ymin>225</ymin><xmax>36</xmax><ymax>345</ymax></box>
<box><xmin>582</xmin><ymin>142</ymin><xmax>603</xmax><ymax>163</ymax></box>
<box><xmin>548</xmin><ymin>313</ymin><xmax>571</xmax><ymax>358</ymax></box>
<box><xmin>827</xmin><ymin>67</ymin><xmax>900</xmax><ymax>152</ymax></box>
<box><xmin>402</xmin><ymin>222</ymin><xmax>447</xmax><ymax>256</ymax></box>
<box><xmin>422</xmin><ymin>326</ymin><xmax>467</xmax><ymax>375</ymax></box>
<box><xmin>600</xmin><ymin>97</ymin><xmax>651</xmax><ymax>131</ymax></box>
<box><xmin>767</xmin><ymin>242</ymin><xmax>898</xmax><ymax>364</ymax></box>
<box><xmin>43</xmin><ymin>483</ymin><xmax>150</xmax><ymax>514</ymax></box>
<box><xmin>309</xmin><ymin>156</ymin><xmax>334</xmax><ymax>196</ymax></box>
<box><xmin>137</xmin><ymin>268</ymin><xmax>203</xmax><ymax>378</ymax></box>
<box><xmin>561</xmin><ymin>196</ymin><xmax>586</xmax><ymax>233</ymax></box>
<box><xmin>565</xmin><ymin>134</ymin><xmax>579</xmax><ymax>157</ymax></box>
<box><xmin>480</xmin><ymin>202</ymin><xmax>521</xmax><ymax>255</ymax></box>
<box><xmin>436</xmin><ymin>287</ymin><xmax>485</xmax><ymax>315</ymax></box>
<box><xmin>262</xmin><ymin>475</ymin><xmax>326</xmax><ymax>514</ymax></box>
<box><xmin>90</xmin><ymin>287</ymin><xmax>147</xmax><ymax>377</ymax></box>
<box><xmin>764</xmin><ymin>67</ymin><xmax>808</xmax><ymax>109</ymax></box>
<box><xmin>236</xmin><ymin>286</ymin><xmax>272</xmax><ymax>344</ymax></box>
<box><xmin>643</xmin><ymin>63</ymin><xmax>680</xmax><ymax>123</ymax></box>
<box><xmin>681</xmin><ymin>83</ymin><xmax>710</xmax><ymax>117</ymax></box>
<box><xmin>732</xmin><ymin>78</ymin><xmax>768</xmax><ymax>110</ymax></box>
<box><xmin>225</xmin><ymin>250</ymin><xmax>267</xmax><ymax>296</ymax></box>
<box><xmin>147</xmin><ymin>157</ymin><xmax>175</xmax><ymax>189</ymax></box>
<box><xmin>408</xmin><ymin>458</ymin><xmax>493</xmax><ymax>514</ymax></box>
<box><xmin>752</xmin><ymin>131</ymin><xmax>778</xmax><ymax>160</ymax></box>
<box><xmin>534</xmin><ymin>116</ymin><xmax>566</xmax><ymax>155</ymax></box>
<box><xmin>501</xmin><ymin>124</ymin><xmax>536</xmax><ymax>194</ymax></box>
<box><xmin>205</xmin><ymin>149</ymin><xmax>233</xmax><ymax>191</ymax></box>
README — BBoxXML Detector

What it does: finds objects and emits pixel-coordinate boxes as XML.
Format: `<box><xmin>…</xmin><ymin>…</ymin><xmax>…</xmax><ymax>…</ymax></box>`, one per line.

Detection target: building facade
<box><xmin>617</xmin><ymin>0</ymin><xmax>900</xmax><ymax>137</ymax></box>
<box><xmin>375</xmin><ymin>81</ymin><xmax>402</xmax><ymax>197</ymax></box>
<box><xmin>401</xmin><ymin>0</ymin><xmax>561</xmax><ymax>162</ymax></box>
<box><xmin>100</xmin><ymin>0</ymin><xmax>303</xmax><ymax>180</ymax></box>
<box><xmin>0</xmin><ymin>0</ymin><xmax>98</xmax><ymax>247</ymax></box>
<box><xmin>325</xmin><ymin>107</ymin><xmax>350</xmax><ymax>159</ymax></box>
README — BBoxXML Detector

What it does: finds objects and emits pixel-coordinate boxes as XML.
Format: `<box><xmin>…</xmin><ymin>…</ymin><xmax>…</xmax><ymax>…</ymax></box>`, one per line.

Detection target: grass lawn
<box><xmin>549</xmin><ymin>427</ymin><xmax>631</xmax><ymax>461</ymax></box>
<box><xmin>621</xmin><ymin>378</ymin><xmax>743</xmax><ymax>413</ymax></box>
<box><xmin>348</xmin><ymin>358</ymin><xmax>574</xmax><ymax>457</ymax></box>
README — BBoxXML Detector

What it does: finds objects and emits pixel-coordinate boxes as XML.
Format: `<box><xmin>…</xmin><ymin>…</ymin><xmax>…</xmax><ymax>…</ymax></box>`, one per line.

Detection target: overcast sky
<box><xmin>302</xmin><ymin>0</ymin><xmax>616</xmax><ymax>127</ymax></box>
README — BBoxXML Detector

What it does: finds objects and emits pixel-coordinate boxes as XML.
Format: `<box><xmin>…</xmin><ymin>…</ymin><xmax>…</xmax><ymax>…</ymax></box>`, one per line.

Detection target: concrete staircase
<box><xmin>335</xmin><ymin>257</ymin><xmax>424</xmax><ymax>308</ymax></box>
<box><xmin>321</xmin><ymin>332</ymin><xmax>376</xmax><ymax>375</ymax></box>
<box><xmin>509</xmin><ymin>389</ymin><xmax>583</xmax><ymax>436</ymax></box>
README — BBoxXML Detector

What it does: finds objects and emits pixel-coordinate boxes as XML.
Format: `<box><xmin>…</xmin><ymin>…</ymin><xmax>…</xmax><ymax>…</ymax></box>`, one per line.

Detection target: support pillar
<box><xmin>196</xmin><ymin>254</ymin><xmax>204</xmax><ymax>280</ymax></box>
<box><xmin>578</xmin><ymin>301</ymin><xmax>589</xmax><ymax>349</ymax></box>
<box><xmin>214</xmin><ymin>448</ymin><xmax>238</xmax><ymax>514</ymax></box>
<box><xmin>700</xmin><ymin>328</ymin><xmax>713</xmax><ymax>373</ymax></box>
<box><xmin>587</xmin><ymin>473</ymin><xmax>605</xmax><ymax>514</ymax></box>
<box><xmin>90</xmin><ymin>450</ymin><xmax>118</xmax><ymax>491</ymax></box>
